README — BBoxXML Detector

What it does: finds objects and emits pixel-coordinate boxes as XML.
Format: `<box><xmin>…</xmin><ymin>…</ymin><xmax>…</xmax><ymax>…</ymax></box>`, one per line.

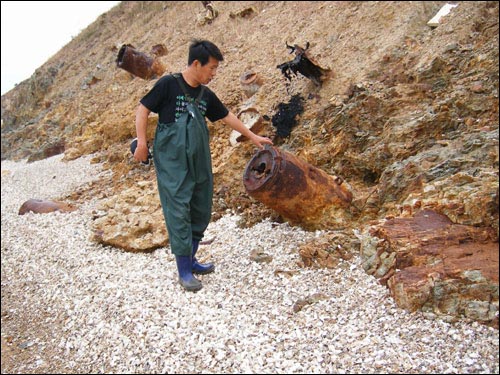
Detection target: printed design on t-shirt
<box><xmin>175</xmin><ymin>95</ymin><xmax>207</xmax><ymax>121</ymax></box>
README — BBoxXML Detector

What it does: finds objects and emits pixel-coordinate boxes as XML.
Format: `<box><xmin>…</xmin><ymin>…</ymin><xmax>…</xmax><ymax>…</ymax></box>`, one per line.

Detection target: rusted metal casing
<box><xmin>116</xmin><ymin>44</ymin><xmax>165</xmax><ymax>80</ymax></box>
<box><xmin>243</xmin><ymin>146</ymin><xmax>353</xmax><ymax>224</ymax></box>
<box><xmin>240</xmin><ymin>71</ymin><xmax>263</xmax><ymax>98</ymax></box>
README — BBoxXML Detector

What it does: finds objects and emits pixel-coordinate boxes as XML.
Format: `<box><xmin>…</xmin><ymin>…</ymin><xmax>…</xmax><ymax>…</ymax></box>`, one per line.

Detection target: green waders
<box><xmin>153</xmin><ymin>79</ymin><xmax>213</xmax><ymax>257</ymax></box>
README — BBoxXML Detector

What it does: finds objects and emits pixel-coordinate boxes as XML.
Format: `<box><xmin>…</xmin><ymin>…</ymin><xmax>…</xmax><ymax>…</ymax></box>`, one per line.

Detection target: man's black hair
<box><xmin>188</xmin><ymin>39</ymin><xmax>224</xmax><ymax>66</ymax></box>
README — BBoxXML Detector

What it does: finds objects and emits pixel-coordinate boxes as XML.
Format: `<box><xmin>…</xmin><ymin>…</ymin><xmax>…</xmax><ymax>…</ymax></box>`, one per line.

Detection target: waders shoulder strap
<box><xmin>173</xmin><ymin>73</ymin><xmax>206</xmax><ymax>104</ymax></box>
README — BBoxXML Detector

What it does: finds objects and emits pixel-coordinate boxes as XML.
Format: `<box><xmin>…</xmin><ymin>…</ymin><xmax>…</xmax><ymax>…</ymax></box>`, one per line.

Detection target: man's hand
<box><xmin>249</xmin><ymin>133</ymin><xmax>273</xmax><ymax>149</ymax></box>
<box><xmin>133</xmin><ymin>141</ymin><xmax>150</xmax><ymax>163</ymax></box>
<box><xmin>222</xmin><ymin>112</ymin><xmax>273</xmax><ymax>149</ymax></box>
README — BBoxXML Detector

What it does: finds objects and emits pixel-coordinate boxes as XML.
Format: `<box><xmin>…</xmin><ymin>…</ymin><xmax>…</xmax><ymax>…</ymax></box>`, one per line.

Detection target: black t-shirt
<box><xmin>140</xmin><ymin>73</ymin><xmax>229</xmax><ymax>124</ymax></box>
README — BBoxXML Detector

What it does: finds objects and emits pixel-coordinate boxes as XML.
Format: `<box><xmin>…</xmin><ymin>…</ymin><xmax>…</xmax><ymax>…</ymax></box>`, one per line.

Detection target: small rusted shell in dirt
<box><xmin>240</xmin><ymin>71</ymin><xmax>264</xmax><ymax>98</ymax></box>
<box><xmin>151</xmin><ymin>43</ymin><xmax>168</xmax><ymax>57</ymax></box>
<box><xmin>18</xmin><ymin>199</ymin><xmax>77</xmax><ymax>215</ymax></box>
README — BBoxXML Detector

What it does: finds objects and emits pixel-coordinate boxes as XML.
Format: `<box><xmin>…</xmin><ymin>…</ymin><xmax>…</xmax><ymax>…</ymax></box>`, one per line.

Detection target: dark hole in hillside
<box><xmin>363</xmin><ymin>169</ymin><xmax>380</xmax><ymax>185</ymax></box>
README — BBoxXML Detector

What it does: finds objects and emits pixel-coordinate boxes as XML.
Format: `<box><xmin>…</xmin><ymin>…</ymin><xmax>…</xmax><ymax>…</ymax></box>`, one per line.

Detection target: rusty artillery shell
<box><xmin>243</xmin><ymin>146</ymin><xmax>352</xmax><ymax>223</ymax></box>
<box><xmin>116</xmin><ymin>44</ymin><xmax>165</xmax><ymax>80</ymax></box>
<box><xmin>240</xmin><ymin>71</ymin><xmax>263</xmax><ymax>98</ymax></box>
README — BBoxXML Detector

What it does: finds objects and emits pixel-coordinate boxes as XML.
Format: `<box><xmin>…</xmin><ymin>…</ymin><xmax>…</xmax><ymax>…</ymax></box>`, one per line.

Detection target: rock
<box><xmin>427</xmin><ymin>3</ymin><xmax>458</xmax><ymax>27</ymax></box>
<box><xmin>293</xmin><ymin>293</ymin><xmax>329</xmax><ymax>313</ymax></box>
<box><xmin>91</xmin><ymin>181</ymin><xmax>168</xmax><ymax>252</ymax></box>
<box><xmin>249</xmin><ymin>248</ymin><xmax>273</xmax><ymax>263</ymax></box>
<box><xmin>27</xmin><ymin>140</ymin><xmax>65</xmax><ymax>163</ymax></box>
<box><xmin>360</xmin><ymin>209</ymin><xmax>499</xmax><ymax>327</ymax></box>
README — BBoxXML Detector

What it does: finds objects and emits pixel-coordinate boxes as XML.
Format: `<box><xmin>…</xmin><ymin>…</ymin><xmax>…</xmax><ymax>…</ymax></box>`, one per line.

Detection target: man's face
<box><xmin>196</xmin><ymin>56</ymin><xmax>219</xmax><ymax>84</ymax></box>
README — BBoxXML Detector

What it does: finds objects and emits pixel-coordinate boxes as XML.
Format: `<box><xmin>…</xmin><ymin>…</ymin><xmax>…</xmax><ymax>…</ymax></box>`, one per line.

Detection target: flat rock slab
<box><xmin>361</xmin><ymin>209</ymin><xmax>498</xmax><ymax>327</ymax></box>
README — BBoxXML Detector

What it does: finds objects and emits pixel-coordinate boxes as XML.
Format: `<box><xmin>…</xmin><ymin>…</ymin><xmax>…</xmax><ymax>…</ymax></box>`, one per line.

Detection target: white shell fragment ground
<box><xmin>1</xmin><ymin>155</ymin><xmax>498</xmax><ymax>374</ymax></box>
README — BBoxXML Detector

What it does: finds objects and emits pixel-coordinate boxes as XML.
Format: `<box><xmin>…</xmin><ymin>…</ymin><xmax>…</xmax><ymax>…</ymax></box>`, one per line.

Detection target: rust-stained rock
<box><xmin>298</xmin><ymin>232</ymin><xmax>357</xmax><ymax>269</ymax></box>
<box><xmin>243</xmin><ymin>146</ymin><xmax>353</xmax><ymax>226</ymax></box>
<box><xmin>19</xmin><ymin>199</ymin><xmax>77</xmax><ymax>215</ymax></box>
<box><xmin>116</xmin><ymin>44</ymin><xmax>165</xmax><ymax>80</ymax></box>
<box><xmin>360</xmin><ymin>209</ymin><xmax>499</xmax><ymax>327</ymax></box>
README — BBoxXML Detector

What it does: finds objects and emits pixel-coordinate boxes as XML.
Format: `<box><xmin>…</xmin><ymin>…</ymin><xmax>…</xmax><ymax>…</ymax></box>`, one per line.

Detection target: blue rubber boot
<box><xmin>175</xmin><ymin>255</ymin><xmax>202</xmax><ymax>291</ymax></box>
<box><xmin>192</xmin><ymin>239</ymin><xmax>215</xmax><ymax>275</ymax></box>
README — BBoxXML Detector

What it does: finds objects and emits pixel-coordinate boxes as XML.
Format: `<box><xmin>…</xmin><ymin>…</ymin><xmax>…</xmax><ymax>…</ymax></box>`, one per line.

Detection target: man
<box><xmin>134</xmin><ymin>39</ymin><xmax>273</xmax><ymax>291</ymax></box>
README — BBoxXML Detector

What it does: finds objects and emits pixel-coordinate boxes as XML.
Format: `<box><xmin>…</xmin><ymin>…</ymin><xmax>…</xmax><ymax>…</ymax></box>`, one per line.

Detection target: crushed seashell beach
<box><xmin>1</xmin><ymin>155</ymin><xmax>498</xmax><ymax>374</ymax></box>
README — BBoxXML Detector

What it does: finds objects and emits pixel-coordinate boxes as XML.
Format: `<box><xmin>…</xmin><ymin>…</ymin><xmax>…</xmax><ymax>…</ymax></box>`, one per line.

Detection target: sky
<box><xmin>1</xmin><ymin>1</ymin><xmax>120</xmax><ymax>95</ymax></box>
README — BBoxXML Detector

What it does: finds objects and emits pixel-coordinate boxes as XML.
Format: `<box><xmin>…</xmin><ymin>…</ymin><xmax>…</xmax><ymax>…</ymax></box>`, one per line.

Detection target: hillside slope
<box><xmin>2</xmin><ymin>1</ymin><xmax>497</xmax><ymax>224</ymax></box>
